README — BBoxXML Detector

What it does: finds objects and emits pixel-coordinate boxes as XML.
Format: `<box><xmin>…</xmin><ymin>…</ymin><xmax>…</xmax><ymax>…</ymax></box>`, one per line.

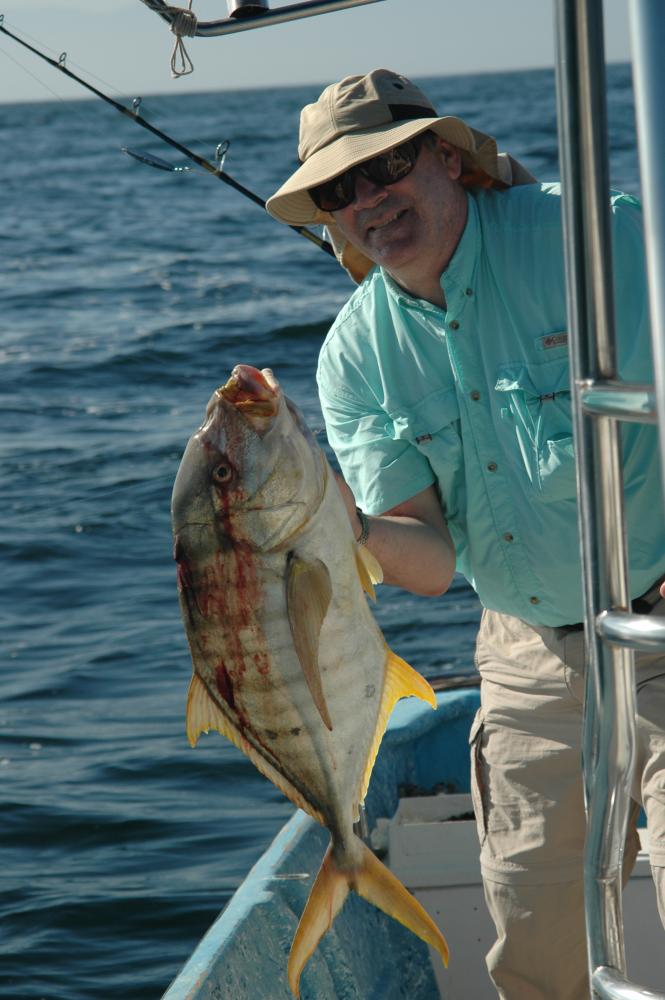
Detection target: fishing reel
<box><xmin>227</xmin><ymin>0</ymin><xmax>268</xmax><ymax>17</ymax></box>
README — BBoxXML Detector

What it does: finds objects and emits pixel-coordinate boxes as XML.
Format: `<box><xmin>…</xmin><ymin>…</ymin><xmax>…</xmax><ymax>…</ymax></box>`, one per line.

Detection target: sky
<box><xmin>0</xmin><ymin>0</ymin><xmax>634</xmax><ymax>105</ymax></box>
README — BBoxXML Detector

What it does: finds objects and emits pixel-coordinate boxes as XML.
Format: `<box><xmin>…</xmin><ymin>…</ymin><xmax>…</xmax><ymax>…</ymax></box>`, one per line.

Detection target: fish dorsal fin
<box><xmin>286</xmin><ymin>554</ymin><xmax>334</xmax><ymax>731</ymax></box>
<box><xmin>185</xmin><ymin>674</ymin><xmax>325</xmax><ymax>825</ymax></box>
<box><xmin>354</xmin><ymin>545</ymin><xmax>379</xmax><ymax>602</ymax></box>
<box><xmin>356</xmin><ymin>649</ymin><xmax>437</xmax><ymax>809</ymax></box>
<box><xmin>354</xmin><ymin>544</ymin><xmax>383</xmax><ymax>601</ymax></box>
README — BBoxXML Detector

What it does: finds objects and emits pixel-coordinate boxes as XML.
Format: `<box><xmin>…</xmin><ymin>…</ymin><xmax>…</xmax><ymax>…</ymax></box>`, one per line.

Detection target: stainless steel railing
<box><xmin>554</xmin><ymin>0</ymin><xmax>665</xmax><ymax>997</ymax></box>
<box><xmin>138</xmin><ymin>0</ymin><xmax>384</xmax><ymax>38</ymax></box>
<box><xmin>629</xmin><ymin>0</ymin><xmax>665</xmax><ymax>505</ymax></box>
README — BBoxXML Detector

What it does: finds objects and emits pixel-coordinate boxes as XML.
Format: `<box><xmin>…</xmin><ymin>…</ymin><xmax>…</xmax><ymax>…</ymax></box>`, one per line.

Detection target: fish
<box><xmin>171</xmin><ymin>364</ymin><xmax>449</xmax><ymax>996</ymax></box>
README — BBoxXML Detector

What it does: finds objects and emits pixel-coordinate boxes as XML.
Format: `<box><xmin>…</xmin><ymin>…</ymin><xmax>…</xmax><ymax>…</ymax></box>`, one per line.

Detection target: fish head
<box><xmin>171</xmin><ymin>365</ymin><xmax>326</xmax><ymax>553</ymax></box>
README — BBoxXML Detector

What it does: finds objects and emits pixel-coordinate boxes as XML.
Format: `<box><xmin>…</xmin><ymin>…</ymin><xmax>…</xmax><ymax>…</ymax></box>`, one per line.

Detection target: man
<box><xmin>266</xmin><ymin>68</ymin><xmax>665</xmax><ymax>998</ymax></box>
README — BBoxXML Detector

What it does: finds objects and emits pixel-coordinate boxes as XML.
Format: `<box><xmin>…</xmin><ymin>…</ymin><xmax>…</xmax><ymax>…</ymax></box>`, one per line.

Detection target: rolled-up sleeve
<box><xmin>317</xmin><ymin>344</ymin><xmax>434</xmax><ymax>516</ymax></box>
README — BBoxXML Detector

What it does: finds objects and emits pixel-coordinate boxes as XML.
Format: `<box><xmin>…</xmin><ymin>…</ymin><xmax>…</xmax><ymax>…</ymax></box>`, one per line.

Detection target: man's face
<box><xmin>330</xmin><ymin>137</ymin><xmax>467</xmax><ymax>286</ymax></box>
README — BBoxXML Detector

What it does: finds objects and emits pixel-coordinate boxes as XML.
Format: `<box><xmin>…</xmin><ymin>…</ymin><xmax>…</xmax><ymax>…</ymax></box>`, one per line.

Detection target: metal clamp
<box><xmin>597</xmin><ymin>610</ymin><xmax>665</xmax><ymax>651</ymax></box>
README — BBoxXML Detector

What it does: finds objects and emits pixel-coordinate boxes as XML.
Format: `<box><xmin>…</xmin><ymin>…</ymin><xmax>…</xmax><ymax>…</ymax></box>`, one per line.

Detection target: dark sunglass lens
<box><xmin>362</xmin><ymin>138</ymin><xmax>420</xmax><ymax>186</ymax></box>
<box><xmin>310</xmin><ymin>169</ymin><xmax>356</xmax><ymax>212</ymax></box>
<box><xmin>309</xmin><ymin>136</ymin><xmax>423</xmax><ymax>211</ymax></box>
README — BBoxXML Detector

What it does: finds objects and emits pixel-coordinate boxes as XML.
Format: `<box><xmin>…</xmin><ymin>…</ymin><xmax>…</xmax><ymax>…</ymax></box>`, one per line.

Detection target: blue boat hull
<box><xmin>162</xmin><ymin>687</ymin><xmax>480</xmax><ymax>1000</ymax></box>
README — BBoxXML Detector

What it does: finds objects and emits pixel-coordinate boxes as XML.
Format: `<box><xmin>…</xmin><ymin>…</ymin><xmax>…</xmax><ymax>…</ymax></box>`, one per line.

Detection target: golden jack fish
<box><xmin>171</xmin><ymin>365</ymin><xmax>449</xmax><ymax>995</ymax></box>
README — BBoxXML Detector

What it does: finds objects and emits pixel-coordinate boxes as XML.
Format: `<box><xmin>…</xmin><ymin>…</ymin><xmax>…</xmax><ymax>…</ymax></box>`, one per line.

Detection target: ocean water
<box><xmin>0</xmin><ymin>60</ymin><xmax>639</xmax><ymax>999</ymax></box>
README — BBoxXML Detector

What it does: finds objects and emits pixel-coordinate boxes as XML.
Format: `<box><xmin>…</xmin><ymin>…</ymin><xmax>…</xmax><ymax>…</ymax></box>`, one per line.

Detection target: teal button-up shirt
<box><xmin>317</xmin><ymin>182</ymin><xmax>664</xmax><ymax>626</ymax></box>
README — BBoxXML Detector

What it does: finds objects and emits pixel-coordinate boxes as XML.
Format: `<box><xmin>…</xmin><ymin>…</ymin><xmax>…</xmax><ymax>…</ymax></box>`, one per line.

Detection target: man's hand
<box><xmin>333</xmin><ymin>474</ymin><xmax>456</xmax><ymax>596</ymax></box>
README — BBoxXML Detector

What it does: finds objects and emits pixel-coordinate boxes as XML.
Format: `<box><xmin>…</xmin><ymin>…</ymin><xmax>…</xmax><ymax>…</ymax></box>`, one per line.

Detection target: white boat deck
<box><xmin>385</xmin><ymin>793</ymin><xmax>665</xmax><ymax>997</ymax></box>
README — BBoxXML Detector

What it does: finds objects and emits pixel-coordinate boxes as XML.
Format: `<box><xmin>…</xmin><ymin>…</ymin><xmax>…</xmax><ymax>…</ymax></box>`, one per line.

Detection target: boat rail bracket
<box><xmin>138</xmin><ymin>0</ymin><xmax>385</xmax><ymax>39</ymax></box>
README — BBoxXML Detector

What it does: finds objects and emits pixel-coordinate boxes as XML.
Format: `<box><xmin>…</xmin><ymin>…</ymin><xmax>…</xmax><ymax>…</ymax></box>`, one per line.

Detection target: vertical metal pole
<box><xmin>553</xmin><ymin>0</ymin><xmax>638</xmax><ymax>991</ymax></box>
<box><xmin>628</xmin><ymin>0</ymin><xmax>665</xmax><ymax>506</ymax></box>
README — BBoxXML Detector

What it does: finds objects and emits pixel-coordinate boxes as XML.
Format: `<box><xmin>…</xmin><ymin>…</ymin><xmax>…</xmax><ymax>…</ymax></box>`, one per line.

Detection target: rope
<box><xmin>167</xmin><ymin>2</ymin><xmax>197</xmax><ymax>78</ymax></box>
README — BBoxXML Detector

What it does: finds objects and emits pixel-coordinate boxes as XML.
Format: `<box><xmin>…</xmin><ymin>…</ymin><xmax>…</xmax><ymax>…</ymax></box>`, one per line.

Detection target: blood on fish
<box><xmin>215</xmin><ymin>661</ymin><xmax>236</xmax><ymax>709</ymax></box>
<box><xmin>173</xmin><ymin>537</ymin><xmax>193</xmax><ymax>593</ymax></box>
<box><xmin>174</xmin><ymin>553</ymin><xmax>200</xmax><ymax>626</ymax></box>
<box><xmin>182</xmin><ymin>410</ymin><xmax>275</xmax><ymax>749</ymax></box>
<box><xmin>176</xmin><ymin>561</ymin><xmax>191</xmax><ymax>594</ymax></box>
<box><xmin>254</xmin><ymin>651</ymin><xmax>271</xmax><ymax>677</ymax></box>
<box><xmin>197</xmin><ymin>563</ymin><xmax>227</xmax><ymax>620</ymax></box>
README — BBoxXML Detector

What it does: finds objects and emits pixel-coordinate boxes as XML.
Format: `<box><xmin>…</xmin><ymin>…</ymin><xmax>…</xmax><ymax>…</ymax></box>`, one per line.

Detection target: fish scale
<box><xmin>171</xmin><ymin>364</ymin><xmax>449</xmax><ymax>995</ymax></box>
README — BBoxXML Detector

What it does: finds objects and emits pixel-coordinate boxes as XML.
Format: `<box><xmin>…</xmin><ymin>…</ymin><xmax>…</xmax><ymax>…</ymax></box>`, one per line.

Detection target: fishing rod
<box><xmin>0</xmin><ymin>17</ymin><xmax>335</xmax><ymax>259</ymax></box>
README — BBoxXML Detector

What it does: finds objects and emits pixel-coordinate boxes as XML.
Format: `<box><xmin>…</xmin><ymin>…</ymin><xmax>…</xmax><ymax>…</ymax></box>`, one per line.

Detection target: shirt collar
<box><xmin>380</xmin><ymin>268</ymin><xmax>442</xmax><ymax>314</ymax></box>
<box><xmin>378</xmin><ymin>190</ymin><xmax>480</xmax><ymax>312</ymax></box>
<box><xmin>441</xmin><ymin>191</ymin><xmax>479</xmax><ymax>304</ymax></box>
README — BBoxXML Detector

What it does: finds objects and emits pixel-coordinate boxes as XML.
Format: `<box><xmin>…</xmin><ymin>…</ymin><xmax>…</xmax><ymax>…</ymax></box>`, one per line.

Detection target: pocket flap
<box><xmin>495</xmin><ymin>358</ymin><xmax>570</xmax><ymax>397</ymax></box>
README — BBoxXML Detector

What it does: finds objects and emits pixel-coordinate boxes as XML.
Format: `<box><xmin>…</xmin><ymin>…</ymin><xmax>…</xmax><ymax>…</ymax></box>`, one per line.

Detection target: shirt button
<box><xmin>503</xmin><ymin>532</ymin><xmax>514</xmax><ymax>542</ymax></box>
<box><xmin>470</xmin><ymin>390</ymin><xmax>481</xmax><ymax>401</ymax></box>
<box><xmin>530</xmin><ymin>596</ymin><xmax>540</xmax><ymax>605</ymax></box>
<box><xmin>487</xmin><ymin>462</ymin><xmax>498</xmax><ymax>472</ymax></box>
<box><xmin>465</xmin><ymin>288</ymin><xmax>473</xmax><ymax>296</ymax></box>
<box><xmin>449</xmin><ymin>320</ymin><xmax>460</xmax><ymax>330</ymax></box>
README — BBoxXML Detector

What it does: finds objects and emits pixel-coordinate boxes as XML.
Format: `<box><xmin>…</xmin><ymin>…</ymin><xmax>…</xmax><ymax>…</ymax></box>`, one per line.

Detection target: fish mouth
<box><xmin>217</xmin><ymin>365</ymin><xmax>280</xmax><ymax>418</ymax></box>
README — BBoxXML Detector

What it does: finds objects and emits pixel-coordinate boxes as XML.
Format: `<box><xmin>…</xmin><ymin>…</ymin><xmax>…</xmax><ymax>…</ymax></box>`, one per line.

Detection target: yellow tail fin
<box><xmin>287</xmin><ymin>836</ymin><xmax>449</xmax><ymax>997</ymax></box>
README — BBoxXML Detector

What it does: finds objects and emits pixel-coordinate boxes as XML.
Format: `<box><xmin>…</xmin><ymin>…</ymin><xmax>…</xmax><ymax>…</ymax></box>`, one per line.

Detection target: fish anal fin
<box><xmin>356</xmin><ymin>649</ymin><xmax>437</xmax><ymax>807</ymax></box>
<box><xmin>185</xmin><ymin>674</ymin><xmax>325</xmax><ymax>825</ymax></box>
<box><xmin>286</xmin><ymin>554</ymin><xmax>334</xmax><ymax>731</ymax></box>
<box><xmin>288</xmin><ymin>836</ymin><xmax>448</xmax><ymax>998</ymax></box>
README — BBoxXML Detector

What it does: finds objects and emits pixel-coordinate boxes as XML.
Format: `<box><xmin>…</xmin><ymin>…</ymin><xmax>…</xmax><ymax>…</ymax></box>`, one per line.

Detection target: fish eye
<box><xmin>212</xmin><ymin>463</ymin><xmax>233</xmax><ymax>485</ymax></box>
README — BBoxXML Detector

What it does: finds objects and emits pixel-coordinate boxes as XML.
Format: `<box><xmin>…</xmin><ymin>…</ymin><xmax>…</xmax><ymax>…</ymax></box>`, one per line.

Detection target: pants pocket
<box><xmin>469</xmin><ymin>707</ymin><xmax>488</xmax><ymax>848</ymax></box>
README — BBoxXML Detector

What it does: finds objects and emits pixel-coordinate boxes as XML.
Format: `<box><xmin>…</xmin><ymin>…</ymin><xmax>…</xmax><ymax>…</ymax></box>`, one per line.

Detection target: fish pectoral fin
<box><xmin>287</xmin><ymin>837</ymin><xmax>449</xmax><ymax>998</ymax></box>
<box><xmin>286</xmin><ymin>554</ymin><xmax>334</xmax><ymax>731</ymax></box>
<box><xmin>356</xmin><ymin>649</ymin><xmax>437</xmax><ymax>807</ymax></box>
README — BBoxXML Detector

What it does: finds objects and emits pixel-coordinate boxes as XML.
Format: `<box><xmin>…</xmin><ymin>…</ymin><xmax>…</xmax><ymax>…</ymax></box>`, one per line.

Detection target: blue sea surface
<box><xmin>0</xmin><ymin>61</ymin><xmax>639</xmax><ymax>999</ymax></box>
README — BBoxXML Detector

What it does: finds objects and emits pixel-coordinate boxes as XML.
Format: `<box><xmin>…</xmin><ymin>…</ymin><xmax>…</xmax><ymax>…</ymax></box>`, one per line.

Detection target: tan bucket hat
<box><xmin>266</xmin><ymin>68</ymin><xmax>536</xmax><ymax>230</ymax></box>
<box><xmin>266</xmin><ymin>69</ymin><xmax>536</xmax><ymax>282</ymax></box>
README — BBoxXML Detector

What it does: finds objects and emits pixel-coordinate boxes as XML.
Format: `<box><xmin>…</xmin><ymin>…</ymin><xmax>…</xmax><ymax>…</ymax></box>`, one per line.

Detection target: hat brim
<box><xmin>266</xmin><ymin>115</ymin><xmax>500</xmax><ymax>226</ymax></box>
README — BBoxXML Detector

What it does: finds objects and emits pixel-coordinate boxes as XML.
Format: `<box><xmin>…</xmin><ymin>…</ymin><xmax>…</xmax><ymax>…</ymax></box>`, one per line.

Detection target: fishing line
<box><xmin>0</xmin><ymin>38</ymin><xmax>65</xmax><ymax>102</ymax></box>
<box><xmin>0</xmin><ymin>15</ymin><xmax>137</xmax><ymax>105</ymax></box>
<box><xmin>0</xmin><ymin>17</ymin><xmax>335</xmax><ymax>259</ymax></box>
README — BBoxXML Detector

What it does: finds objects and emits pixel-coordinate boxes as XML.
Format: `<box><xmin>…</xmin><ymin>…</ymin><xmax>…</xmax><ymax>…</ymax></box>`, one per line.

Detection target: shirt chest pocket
<box><xmin>387</xmin><ymin>387</ymin><xmax>464</xmax><ymax>520</ymax></box>
<box><xmin>495</xmin><ymin>357</ymin><xmax>576</xmax><ymax>502</ymax></box>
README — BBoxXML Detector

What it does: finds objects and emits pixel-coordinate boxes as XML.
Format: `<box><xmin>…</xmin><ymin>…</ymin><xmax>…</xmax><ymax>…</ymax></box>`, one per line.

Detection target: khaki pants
<box><xmin>471</xmin><ymin>594</ymin><xmax>665</xmax><ymax>999</ymax></box>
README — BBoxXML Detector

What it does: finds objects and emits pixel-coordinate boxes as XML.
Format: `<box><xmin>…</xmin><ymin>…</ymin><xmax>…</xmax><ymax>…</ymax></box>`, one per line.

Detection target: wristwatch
<box><xmin>355</xmin><ymin>507</ymin><xmax>370</xmax><ymax>546</ymax></box>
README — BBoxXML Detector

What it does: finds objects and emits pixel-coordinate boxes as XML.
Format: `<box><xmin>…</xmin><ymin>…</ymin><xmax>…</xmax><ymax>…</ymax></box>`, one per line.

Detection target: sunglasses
<box><xmin>309</xmin><ymin>135</ymin><xmax>426</xmax><ymax>213</ymax></box>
